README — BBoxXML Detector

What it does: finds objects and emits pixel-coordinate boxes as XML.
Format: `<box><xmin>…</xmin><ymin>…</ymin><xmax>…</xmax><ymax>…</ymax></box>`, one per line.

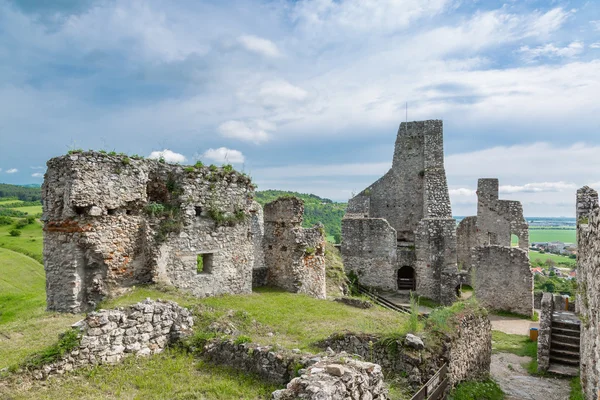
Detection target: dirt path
<box><xmin>491</xmin><ymin>353</ymin><xmax>570</xmax><ymax>400</ymax></box>
<box><xmin>489</xmin><ymin>315</ymin><xmax>539</xmax><ymax>335</ymax></box>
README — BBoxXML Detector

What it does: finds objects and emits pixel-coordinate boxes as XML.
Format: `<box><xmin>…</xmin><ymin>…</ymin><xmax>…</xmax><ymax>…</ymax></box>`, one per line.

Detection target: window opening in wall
<box><xmin>197</xmin><ymin>253</ymin><xmax>213</xmax><ymax>274</ymax></box>
<box><xmin>73</xmin><ymin>206</ymin><xmax>86</xmax><ymax>215</ymax></box>
<box><xmin>195</xmin><ymin>206</ymin><xmax>202</xmax><ymax>216</ymax></box>
<box><xmin>107</xmin><ymin>208</ymin><xmax>117</xmax><ymax>215</ymax></box>
<box><xmin>511</xmin><ymin>234</ymin><xmax>519</xmax><ymax>247</ymax></box>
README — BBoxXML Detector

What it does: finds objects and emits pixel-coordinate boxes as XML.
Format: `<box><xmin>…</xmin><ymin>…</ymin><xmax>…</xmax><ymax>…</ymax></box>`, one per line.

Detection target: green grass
<box><xmin>491</xmin><ymin>309</ymin><xmax>536</xmax><ymax>321</ymax></box>
<box><xmin>0</xmin><ymin>248</ymin><xmax>46</xmax><ymax>325</ymax></box>
<box><xmin>101</xmin><ymin>286</ymin><xmax>408</xmax><ymax>352</ymax></box>
<box><xmin>448</xmin><ymin>379</ymin><xmax>504</xmax><ymax>400</ymax></box>
<box><xmin>491</xmin><ymin>330</ymin><xmax>537</xmax><ymax>358</ymax></box>
<box><xmin>529</xmin><ymin>250</ymin><xmax>575</xmax><ymax>266</ymax></box>
<box><xmin>569</xmin><ymin>376</ymin><xmax>584</xmax><ymax>400</ymax></box>
<box><xmin>0</xmin><ymin>350</ymin><xmax>278</xmax><ymax>399</ymax></box>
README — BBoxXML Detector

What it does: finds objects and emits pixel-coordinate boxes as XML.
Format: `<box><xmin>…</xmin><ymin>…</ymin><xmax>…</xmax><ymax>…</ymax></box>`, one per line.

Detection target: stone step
<box><xmin>552</xmin><ymin>326</ymin><xmax>581</xmax><ymax>337</ymax></box>
<box><xmin>547</xmin><ymin>363</ymin><xmax>579</xmax><ymax>377</ymax></box>
<box><xmin>550</xmin><ymin>340</ymin><xmax>580</xmax><ymax>352</ymax></box>
<box><xmin>549</xmin><ymin>355</ymin><xmax>580</xmax><ymax>366</ymax></box>
<box><xmin>551</xmin><ymin>333</ymin><xmax>580</xmax><ymax>346</ymax></box>
<box><xmin>550</xmin><ymin>348</ymin><xmax>580</xmax><ymax>359</ymax></box>
<box><xmin>552</xmin><ymin>320</ymin><xmax>581</xmax><ymax>331</ymax></box>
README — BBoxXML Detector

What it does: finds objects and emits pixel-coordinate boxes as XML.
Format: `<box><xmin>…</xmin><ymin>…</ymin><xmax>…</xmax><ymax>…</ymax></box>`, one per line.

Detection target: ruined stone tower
<box><xmin>342</xmin><ymin>120</ymin><xmax>458</xmax><ymax>305</ymax></box>
<box><xmin>456</xmin><ymin>178</ymin><xmax>532</xmax><ymax>317</ymax></box>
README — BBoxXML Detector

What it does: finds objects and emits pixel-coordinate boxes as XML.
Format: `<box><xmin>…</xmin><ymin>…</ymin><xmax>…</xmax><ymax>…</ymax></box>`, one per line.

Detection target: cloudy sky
<box><xmin>0</xmin><ymin>0</ymin><xmax>599</xmax><ymax>217</ymax></box>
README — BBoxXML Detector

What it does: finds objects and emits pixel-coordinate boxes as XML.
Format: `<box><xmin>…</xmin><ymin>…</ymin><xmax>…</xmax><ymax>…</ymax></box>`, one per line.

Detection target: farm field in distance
<box><xmin>527</xmin><ymin>229</ymin><xmax>576</xmax><ymax>244</ymax></box>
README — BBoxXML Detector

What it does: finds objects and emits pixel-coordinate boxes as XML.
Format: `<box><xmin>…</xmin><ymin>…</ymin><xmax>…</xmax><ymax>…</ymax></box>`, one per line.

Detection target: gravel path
<box><xmin>491</xmin><ymin>353</ymin><xmax>570</xmax><ymax>400</ymax></box>
<box><xmin>489</xmin><ymin>315</ymin><xmax>540</xmax><ymax>336</ymax></box>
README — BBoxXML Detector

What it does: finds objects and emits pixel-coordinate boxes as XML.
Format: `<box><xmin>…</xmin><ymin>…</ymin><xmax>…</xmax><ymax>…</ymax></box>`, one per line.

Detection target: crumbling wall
<box><xmin>272</xmin><ymin>357</ymin><xmax>388</xmax><ymax>400</ymax></box>
<box><xmin>576</xmin><ymin>186</ymin><xmax>600</xmax><ymax>400</ymax></box>
<box><xmin>341</xmin><ymin>217</ymin><xmax>397</xmax><ymax>291</ymax></box>
<box><xmin>536</xmin><ymin>293</ymin><xmax>553</xmax><ymax>372</ymax></box>
<box><xmin>473</xmin><ymin>246</ymin><xmax>533</xmax><ymax>317</ymax></box>
<box><xmin>263</xmin><ymin>197</ymin><xmax>326</xmax><ymax>299</ymax></box>
<box><xmin>43</xmin><ymin>152</ymin><xmax>256</xmax><ymax>312</ymax></box>
<box><xmin>250</xmin><ymin>201</ymin><xmax>267</xmax><ymax>287</ymax></box>
<box><xmin>415</xmin><ymin>218</ymin><xmax>459</xmax><ymax>305</ymax></box>
<box><xmin>31</xmin><ymin>300</ymin><xmax>193</xmax><ymax>379</ymax></box>
<box><xmin>456</xmin><ymin>216</ymin><xmax>477</xmax><ymax>276</ymax></box>
<box><xmin>476</xmin><ymin>179</ymin><xmax>529</xmax><ymax>249</ymax></box>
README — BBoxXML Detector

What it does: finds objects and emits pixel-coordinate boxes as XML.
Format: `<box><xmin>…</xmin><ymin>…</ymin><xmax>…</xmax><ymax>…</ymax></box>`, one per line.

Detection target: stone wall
<box><xmin>263</xmin><ymin>197</ymin><xmax>327</xmax><ymax>299</ymax></box>
<box><xmin>456</xmin><ymin>216</ymin><xmax>477</xmax><ymax>277</ymax></box>
<box><xmin>576</xmin><ymin>186</ymin><xmax>600</xmax><ymax>400</ymax></box>
<box><xmin>476</xmin><ymin>179</ymin><xmax>529</xmax><ymax>249</ymax></box>
<box><xmin>473</xmin><ymin>246</ymin><xmax>533</xmax><ymax>317</ymax></box>
<box><xmin>321</xmin><ymin>308</ymin><xmax>491</xmax><ymax>388</ymax></box>
<box><xmin>415</xmin><ymin>218</ymin><xmax>459</xmax><ymax>305</ymax></box>
<box><xmin>31</xmin><ymin>300</ymin><xmax>193</xmax><ymax>379</ymax></box>
<box><xmin>537</xmin><ymin>292</ymin><xmax>553</xmax><ymax>372</ymax></box>
<box><xmin>342</xmin><ymin>120</ymin><xmax>458</xmax><ymax>299</ymax></box>
<box><xmin>43</xmin><ymin>152</ymin><xmax>257</xmax><ymax>312</ymax></box>
<box><xmin>272</xmin><ymin>357</ymin><xmax>388</xmax><ymax>400</ymax></box>
<box><xmin>341</xmin><ymin>217</ymin><xmax>397</xmax><ymax>291</ymax></box>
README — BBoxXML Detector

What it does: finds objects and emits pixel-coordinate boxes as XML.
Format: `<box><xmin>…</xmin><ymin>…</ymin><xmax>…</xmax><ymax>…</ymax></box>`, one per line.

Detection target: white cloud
<box><xmin>201</xmin><ymin>147</ymin><xmax>245</xmax><ymax>164</ymax></box>
<box><xmin>499</xmin><ymin>182</ymin><xmax>577</xmax><ymax>194</ymax></box>
<box><xmin>6</xmin><ymin>168</ymin><xmax>18</xmax><ymax>174</ymax></box>
<box><xmin>518</xmin><ymin>41</ymin><xmax>584</xmax><ymax>62</ymax></box>
<box><xmin>31</xmin><ymin>172</ymin><xmax>43</xmax><ymax>178</ymax></box>
<box><xmin>147</xmin><ymin>149</ymin><xmax>187</xmax><ymax>163</ymax></box>
<box><xmin>449</xmin><ymin>188</ymin><xmax>476</xmax><ymax>196</ymax></box>
<box><xmin>218</xmin><ymin>120</ymin><xmax>274</xmax><ymax>144</ymax></box>
<box><xmin>590</xmin><ymin>43</ymin><xmax>600</xmax><ymax>49</ymax></box>
<box><xmin>238</xmin><ymin>35</ymin><xmax>280</xmax><ymax>57</ymax></box>
<box><xmin>258</xmin><ymin>80</ymin><xmax>308</xmax><ymax>104</ymax></box>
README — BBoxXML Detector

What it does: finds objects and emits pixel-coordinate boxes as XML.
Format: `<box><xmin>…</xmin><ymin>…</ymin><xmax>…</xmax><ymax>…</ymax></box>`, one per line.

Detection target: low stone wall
<box><xmin>320</xmin><ymin>308</ymin><xmax>491</xmax><ymax>388</ymax></box>
<box><xmin>272</xmin><ymin>356</ymin><xmax>388</xmax><ymax>400</ymax></box>
<box><xmin>536</xmin><ymin>292</ymin><xmax>553</xmax><ymax>372</ymax></box>
<box><xmin>203</xmin><ymin>339</ymin><xmax>313</xmax><ymax>385</ymax></box>
<box><xmin>31</xmin><ymin>300</ymin><xmax>193</xmax><ymax>379</ymax></box>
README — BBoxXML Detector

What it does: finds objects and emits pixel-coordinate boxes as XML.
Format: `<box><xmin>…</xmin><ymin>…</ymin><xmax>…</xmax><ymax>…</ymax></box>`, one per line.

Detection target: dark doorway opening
<box><xmin>397</xmin><ymin>266</ymin><xmax>416</xmax><ymax>291</ymax></box>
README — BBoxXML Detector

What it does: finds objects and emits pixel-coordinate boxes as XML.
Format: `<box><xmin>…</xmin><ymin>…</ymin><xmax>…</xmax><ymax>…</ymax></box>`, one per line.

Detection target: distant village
<box><xmin>530</xmin><ymin>240</ymin><xmax>577</xmax><ymax>279</ymax></box>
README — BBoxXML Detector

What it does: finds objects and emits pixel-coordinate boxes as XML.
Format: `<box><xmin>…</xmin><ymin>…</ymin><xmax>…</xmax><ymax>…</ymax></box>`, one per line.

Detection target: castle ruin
<box><xmin>341</xmin><ymin>120</ymin><xmax>458</xmax><ymax>305</ymax></box>
<box><xmin>456</xmin><ymin>178</ymin><xmax>532</xmax><ymax>317</ymax></box>
<box><xmin>42</xmin><ymin>152</ymin><xmax>325</xmax><ymax>312</ymax></box>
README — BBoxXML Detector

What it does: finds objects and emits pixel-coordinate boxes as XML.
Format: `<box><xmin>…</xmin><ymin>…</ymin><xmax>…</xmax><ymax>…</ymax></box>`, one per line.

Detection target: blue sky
<box><xmin>0</xmin><ymin>0</ymin><xmax>599</xmax><ymax>216</ymax></box>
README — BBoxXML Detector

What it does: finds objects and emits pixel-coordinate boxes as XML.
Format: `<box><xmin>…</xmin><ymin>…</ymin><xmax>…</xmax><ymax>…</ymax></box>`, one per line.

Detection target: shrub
<box><xmin>222</xmin><ymin>164</ymin><xmax>234</xmax><ymax>174</ymax></box>
<box><xmin>122</xmin><ymin>156</ymin><xmax>130</xmax><ymax>165</ymax></box>
<box><xmin>14</xmin><ymin>219</ymin><xmax>28</xmax><ymax>229</ymax></box>
<box><xmin>0</xmin><ymin>216</ymin><xmax>12</xmax><ymax>225</ymax></box>
<box><xmin>145</xmin><ymin>202</ymin><xmax>166</xmax><ymax>217</ymax></box>
<box><xmin>234</xmin><ymin>335</ymin><xmax>252</xmax><ymax>345</ymax></box>
<box><xmin>194</xmin><ymin>161</ymin><xmax>204</xmax><ymax>168</ymax></box>
<box><xmin>26</xmin><ymin>216</ymin><xmax>36</xmax><ymax>224</ymax></box>
<box><xmin>9</xmin><ymin>229</ymin><xmax>21</xmax><ymax>237</ymax></box>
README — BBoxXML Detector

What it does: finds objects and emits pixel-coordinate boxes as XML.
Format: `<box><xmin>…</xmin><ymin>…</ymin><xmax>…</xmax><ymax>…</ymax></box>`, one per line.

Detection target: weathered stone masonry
<box><xmin>576</xmin><ymin>186</ymin><xmax>600</xmax><ymax>400</ymax></box>
<box><xmin>43</xmin><ymin>152</ymin><xmax>257</xmax><ymax>312</ymax></box>
<box><xmin>342</xmin><ymin>120</ymin><xmax>458</xmax><ymax>305</ymax></box>
<box><xmin>456</xmin><ymin>178</ymin><xmax>532</xmax><ymax>316</ymax></box>
<box><xmin>263</xmin><ymin>197</ymin><xmax>327</xmax><ymax>299</ymax></box>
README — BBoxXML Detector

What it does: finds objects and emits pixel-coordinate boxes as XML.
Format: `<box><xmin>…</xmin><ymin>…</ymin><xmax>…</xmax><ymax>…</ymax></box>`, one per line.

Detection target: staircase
<box><xmin>548</xmin><ymin>311</ymin><xmax>580</xmax><ymax>376</ymax></box>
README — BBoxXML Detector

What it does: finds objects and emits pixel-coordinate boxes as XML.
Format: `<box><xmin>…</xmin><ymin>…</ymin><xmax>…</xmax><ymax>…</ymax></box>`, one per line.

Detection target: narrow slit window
<box><xmin>197</xmin><ymin>253</ymin><xmax>213</xmax><ymax>274</ymax></box>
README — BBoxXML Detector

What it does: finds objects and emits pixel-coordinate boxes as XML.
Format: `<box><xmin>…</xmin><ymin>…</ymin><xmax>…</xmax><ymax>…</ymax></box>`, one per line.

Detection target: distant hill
<box><xmin>255</xmin><ymin>190</ymin><xmax>347</xmax><ymax>243</ymax></box>
<box><xmin>0</xmin><ymin>183</ymin><xmax>42</xmax><ymax>202</ymax></box>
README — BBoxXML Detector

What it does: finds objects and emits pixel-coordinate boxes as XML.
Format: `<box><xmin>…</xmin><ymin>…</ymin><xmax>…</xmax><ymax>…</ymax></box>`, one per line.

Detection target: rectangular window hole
<box><xmin>197</xmin><ymin>253</ymin><xmax>213</xmax><ymax>274</ymax></box>
<box><xmin>195</xmin><ymin>206</ymin><xmax>202</xmax><ymax>216</ymax></box>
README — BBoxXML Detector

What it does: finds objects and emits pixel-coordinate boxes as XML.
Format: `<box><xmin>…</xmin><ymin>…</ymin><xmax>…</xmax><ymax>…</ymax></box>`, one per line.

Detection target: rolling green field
<box><xmin>530</xmin><ymin>250</ymin><xmax>576</xmax><ymax>266</ymax></box>
<box><xmin>528</xmin><ymin>229</ymin><xmax>576</xmax><ymax>244</ymax></box>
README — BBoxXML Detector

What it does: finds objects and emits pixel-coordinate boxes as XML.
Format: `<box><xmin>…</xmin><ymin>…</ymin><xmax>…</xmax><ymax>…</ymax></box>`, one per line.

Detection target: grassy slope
<box><xmin>0</xmin><ymin>219</ymin><xmax>44</xmax><ymax>263</ymax></box>
<box><xmin>528</xmin><ymin>229</ymin><xmax>576</xmax><ymax>244</ymax></box>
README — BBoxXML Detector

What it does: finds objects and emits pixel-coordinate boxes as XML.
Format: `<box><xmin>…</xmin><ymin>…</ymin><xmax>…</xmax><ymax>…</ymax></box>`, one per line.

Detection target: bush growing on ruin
<box><xmin>22</xmin><ymin>329</ymin><xmax>81</xmax><ymax>370</ymax></box>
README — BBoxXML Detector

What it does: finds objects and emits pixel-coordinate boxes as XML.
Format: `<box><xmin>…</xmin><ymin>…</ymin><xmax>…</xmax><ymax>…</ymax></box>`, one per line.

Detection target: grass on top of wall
<box><xmin>100</xmin><ymin>285</ymin><xmax>408</xmax><ymax>352</ymax></box>
<box><xmin>0</xmin><ymin>350</ymin><xmax>278</xmax><ymax>400</ymax></box>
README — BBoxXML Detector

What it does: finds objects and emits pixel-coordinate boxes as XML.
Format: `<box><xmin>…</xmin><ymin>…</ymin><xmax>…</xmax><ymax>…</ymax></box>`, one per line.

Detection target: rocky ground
<box><xmin>491</xmin><ymin>353</ymin><xmax>570</xmax><ymax>400</ymax></box>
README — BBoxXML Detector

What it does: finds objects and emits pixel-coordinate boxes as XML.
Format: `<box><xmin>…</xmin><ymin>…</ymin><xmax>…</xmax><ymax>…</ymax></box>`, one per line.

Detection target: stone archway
<box><xmin>397</xmin><ymin>266</ymin><xmax>416</xmax><ymax>291</ymax></box>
